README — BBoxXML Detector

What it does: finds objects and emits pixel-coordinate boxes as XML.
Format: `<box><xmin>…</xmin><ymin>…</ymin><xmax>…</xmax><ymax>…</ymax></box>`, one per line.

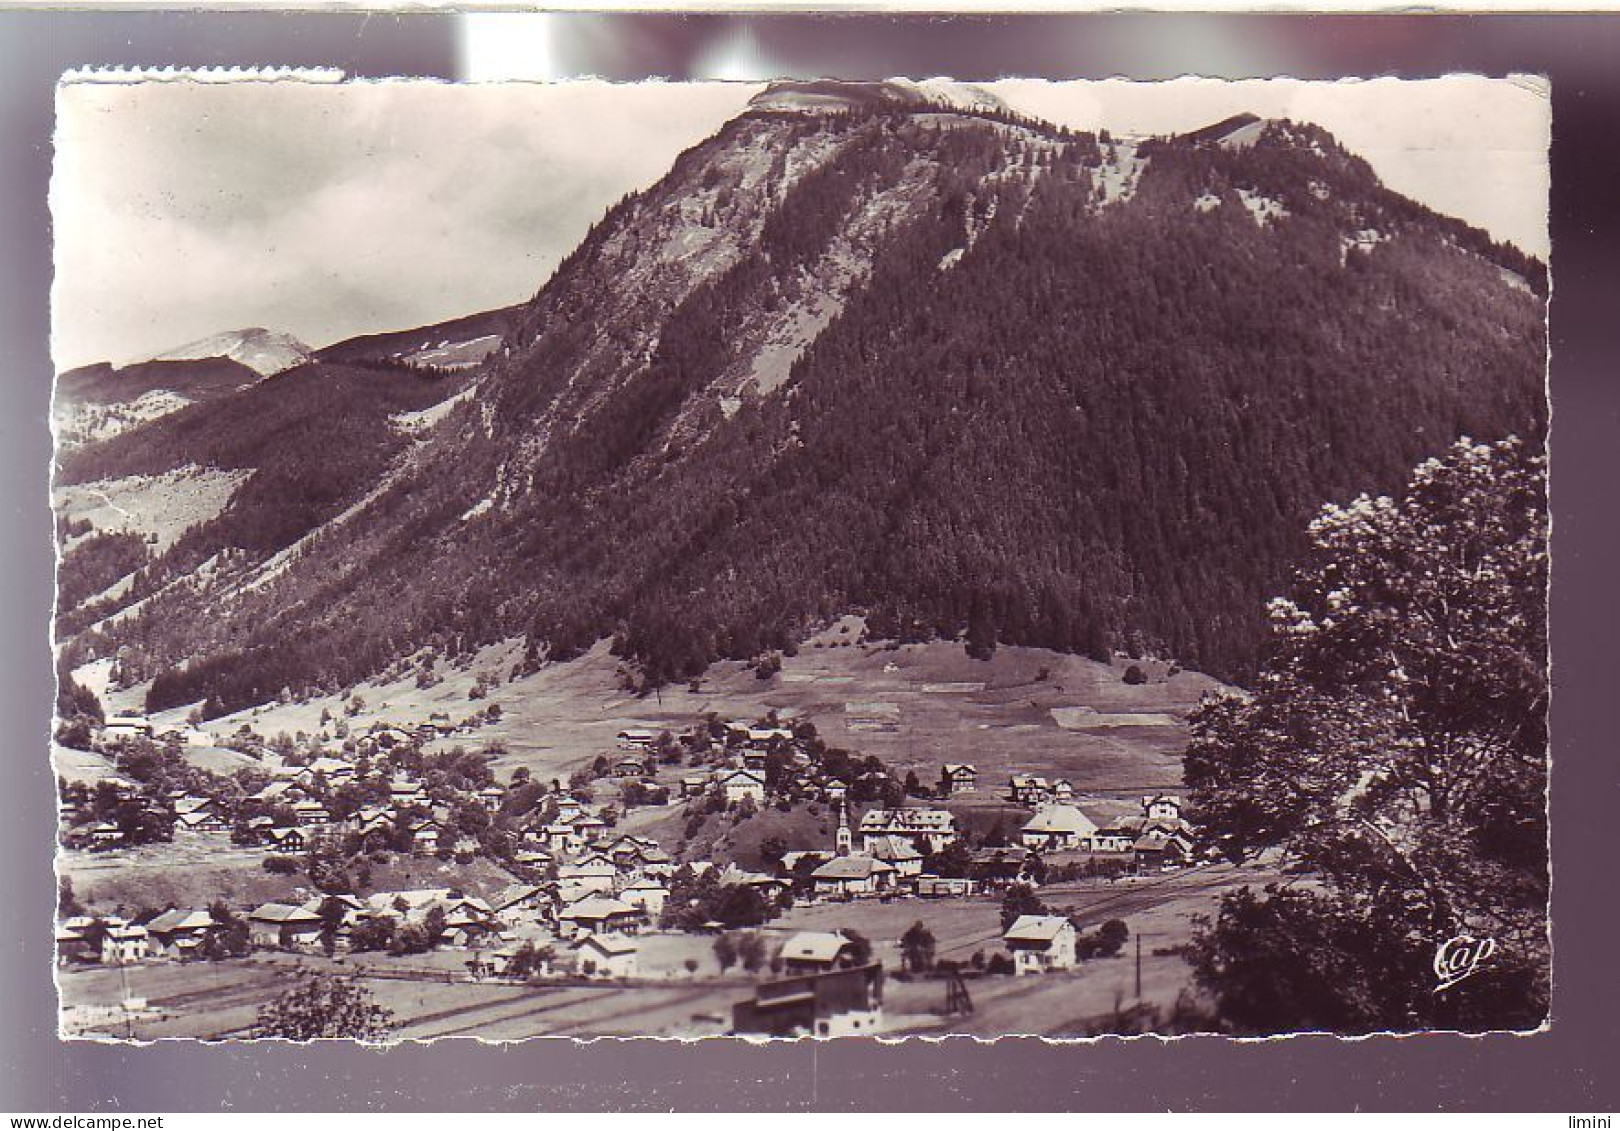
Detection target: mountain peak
<box><xmin>62</xmin><ymin>89</ymin><xmax>1546</xmax><ymax>725</ymax></box>
<box><xmin>748</xmin><ymin>78</ymin><xmax>1011</xmax><ymax>117</ymax></box>
<box><xmin>152</xmin><ymin>327</ymin><xmax>312</xmax><ymax>376</ymax></box>
<box><xmin>1177</xmin><ymin>113</ymin><xmax>1269</xmax><ymax>148</ymax></box>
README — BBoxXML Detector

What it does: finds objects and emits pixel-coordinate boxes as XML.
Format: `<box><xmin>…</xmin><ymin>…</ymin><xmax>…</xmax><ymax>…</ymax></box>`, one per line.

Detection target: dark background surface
<box><xmin>1</xmin><ymin>11</ymin><xmax>1614</xmax><ymax>1112</ymax></box>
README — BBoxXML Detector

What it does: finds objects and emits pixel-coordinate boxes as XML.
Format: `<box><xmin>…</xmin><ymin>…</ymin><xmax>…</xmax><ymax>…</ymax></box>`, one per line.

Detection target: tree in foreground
<box><xmin>1184</xmin><ymin>437</ymin><xmax>1548</xmax><ymax>1034</ymax></box>
<box><xmin>252</xmin><ymin>973</ymin><xmax>395</xmax><ymax>1042</ymax></box>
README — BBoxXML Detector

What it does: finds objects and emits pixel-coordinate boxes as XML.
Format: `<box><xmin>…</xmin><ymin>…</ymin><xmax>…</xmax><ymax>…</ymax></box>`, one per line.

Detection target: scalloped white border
<box><xmin>61</xmin><ymin>65</ymin><xmax>345</xmax><ymax>84</ymax></box>
<box><xmin>48</xmin><ymin>68</ymin><xmax>1553</xmax><ymax>1048</ymax></box>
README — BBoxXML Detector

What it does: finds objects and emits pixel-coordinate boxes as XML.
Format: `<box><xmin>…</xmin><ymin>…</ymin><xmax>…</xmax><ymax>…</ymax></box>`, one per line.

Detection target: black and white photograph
<box><xmin>47</xmin><ymin>70</ymin><xmax>1550</xmax><ymax>1043</ymax></box>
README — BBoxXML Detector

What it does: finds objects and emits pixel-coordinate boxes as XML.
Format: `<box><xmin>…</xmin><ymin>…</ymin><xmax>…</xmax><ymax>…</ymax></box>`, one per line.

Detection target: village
<box><xmin>52</xmin><ymin>689</ymin><xmax>1254</xmax><ymax>1040</ymax></box>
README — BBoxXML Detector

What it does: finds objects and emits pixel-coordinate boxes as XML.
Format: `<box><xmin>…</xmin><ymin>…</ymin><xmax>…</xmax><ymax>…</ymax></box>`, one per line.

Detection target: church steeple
<box><xmin>835</xmin><ymin>797</ymin><xmax>853</xmax><ymax>857</ymax></box>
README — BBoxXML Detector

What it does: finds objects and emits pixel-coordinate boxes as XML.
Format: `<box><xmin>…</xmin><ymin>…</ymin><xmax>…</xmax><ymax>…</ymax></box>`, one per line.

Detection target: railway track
<box><xmin>928</xmin><ymin>865</ymin><xmax>1246</xmax><ymax>960</ymax></box>
<box><xmin>398</xmin><ymin>986</ymin><xmax>612</xmax><ymax>1040</ymax></box>
<box><xmin>140</xmin><ymin>971</ymin><xmax>290</xmax><ymax>1011</ymax></box>
<box><xmin>444</xmin><ymin>985</ymin><xmax>725</xmax><ymax>1039</ymax></box>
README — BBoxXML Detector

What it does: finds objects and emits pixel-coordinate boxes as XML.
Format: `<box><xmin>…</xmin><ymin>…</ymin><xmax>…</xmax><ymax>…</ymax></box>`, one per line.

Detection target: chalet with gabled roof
<box><xmin>1089</xmin><ymin>825</ymin><xmax>1136</xmax><ymax>853</ymax></box>
<box><xmin>857</xmin><ymin>808</ymin><xmax>957</xmax><ymax>855</ymax></box>
<box><xmin>1132</xmin><ymin>829</ymin><xmax>1194</xmax><ymax>869</ymax></box>
<box><xmin>408</xmin><ymin>817</ymin><xmax>446</xmax><ymax>854</ymax></box>
<box><xmin>144</xmin><ymin>909</ymin><xmax>217</xmax><ymax>959</ymax></box>
<box><xmin>572</xmin><ymin>932</ymin><xmax>639</xmax><ymax>979</ymax></box>
<box><xmin>292</xmin><ymin>799</ymin><xmax>332</xmax><ymax>827</ymax></box>
<box><xmin>717</xmin><ymin>865</ymin><xmax>789</xmax><ymax>902</ymax></box>
<box><xmin>778</xmin><ymin>930</ymin><xmax>861</xmax><ymax>974</ymax></box>
<box><xmin>298</xmin><ymin>757</ymin><xmax>354</xmax><ymax>787</ymax></box>
<box><xmin>556</xmin><ymin>896</ymin><xmax>644</xmax><ymax>939</ymax></box>
<box><xmin>101</xmin><ymin>923</ymin><xmax>151</xmax><ymax>964</ymax></box>
<box><xmin>557</xmin><ymin>857</ymin><xmax>619</xmax><ymax>894</ymax></box>
<box><xmin>247</xmin><ymin>902</ymin><xmax>323</xmax><ymax>950</ymax></box>
<box><xmin>618</xmin><ymin>879</ymin><xmax>669</xmax><ymax>920</ymax></box>
<box><xmin>101</xmin><ymin>716</ymin><xmax>153</xmax><ymax>742</ymax></box>
<box><xmin>88</xmin><ymin>821</ymin><xmax>124</xmax><ymax>848</ymax></box>
<box><xmin>719</xmin><ymin>768</ymin><xmax>766</xmax><ymax>806</ymax></box>
<box><xmin>938</xmin><ymin>764</ymin><xmax>977</xmax><ymax>796</ymax></box>
<box><xmin>1008</xmin><ymin>775</ymin><xmax>1051</xmax><ymax>807</ymax></box>
<box><xmin>1003</xmin><ymin>915</ymin><xmax>1078</xmax><ymax>975</ymax></box>
<box><xmin>490</xmin><ymin>884</ymin><xmax>550</xmax><ymax>918</ymax></box>
<box><xmin>810</xmin><ymin>854</ymin><xmax>897</xmax><ymax>899</ymax></box>
<box><xmin>572</xmin><ymin>814</ymin><xmax>609</xmax><ymax>841</ymax></box>
<box><xmin>1019</xmin><ymin>805</ymin><xmax>1100</xmax><ymax>852</ymax></box>
<box><xmin>174</xmin><ymin>806</ymin><xmax>230</xmax><ymax>835</ymax></box>
<box><xmin>266</xmin><ymin>825</ymin><xmax>308</xmax><ymax>853</ymax></box>
<box><xmin>1143</xmin><ymin>794</ymin><xmax>1185</xmax><ymax>823</ymax></box>
<box><xmin>863</xmin><ymin>835</ymin><xmax>924</xmax><ymax>878</ymax></box>
<box><xmin>539</xmin><ymin>822</ymin><xmax>585</xmax><ymax>855</ymax></box>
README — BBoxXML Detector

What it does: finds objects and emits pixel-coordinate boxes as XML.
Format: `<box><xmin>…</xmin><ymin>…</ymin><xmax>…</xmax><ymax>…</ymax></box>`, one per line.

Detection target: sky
<box><xmin>50</xmin><ymin>74</ymin><xmax>1548</xmax><ymax>371</ymax></box>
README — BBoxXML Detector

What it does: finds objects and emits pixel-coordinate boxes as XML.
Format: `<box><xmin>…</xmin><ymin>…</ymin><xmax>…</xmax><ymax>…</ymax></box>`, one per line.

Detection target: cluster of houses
<box><xmin>99</xmin><ymin>715</ymin><xmax>210</xmax><ymax>746</ymax></box>
<box><xmin>60</xmin><ymin>839</ymin><xmax>791</xmax><ymax>982</ymax></box>
<box><xmin>60</xmin><ymin>715</ymin><xmax>517</xmax><ymax>857</ymax></box>
<box><xmin>61</xmin><ymin>708</ymin><xmax>1201</xmax><ymax>1007</ymax></box>
<box><xmin>237</xmin><ymin>749</ymin><xmax>506</xmax><ymax>857</ymax></box>
<box><xmin>914</xmin><ymin>762</ymin><xmax>1199</xmax><ymax>869</ymax></box>
<box><xmin>59</xmin><ymin>765</ymin><xmax>474</xmax><ymax>860</ymax></box>
<box><xmin>774</xmin><ymin>801</ymin><xmax>960</xmax><ymax>899</ymax></box>
<box><xmin>615</xmin><ymin>723</ymin><xmax>805</xmax><ymax>810</ymax></box>
<box><xmin>766</xmin><ymin>789</ymin><xmax>1192</xmax><ymax>906</ymax></box>
<box><xmin>59</xmin><ymin>786</ymin><xmax>230</xmax><ymax>850</ymax></box>
<box><xmin>1017</xmin><ymin>793</ymin><xmax>1196</xmax><ymax>868</ymax></box>
<box><xmin>57</xmin><ymin>909</ymin><xmax>220</xmax><ymax>965</ymax></box>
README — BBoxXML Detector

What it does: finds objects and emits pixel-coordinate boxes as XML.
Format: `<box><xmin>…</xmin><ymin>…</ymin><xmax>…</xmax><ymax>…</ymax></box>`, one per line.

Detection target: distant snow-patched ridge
<box><xmin>154</xmin><ymin>327</ymin><xmax>311</xmax><ymax>376</ymax></box>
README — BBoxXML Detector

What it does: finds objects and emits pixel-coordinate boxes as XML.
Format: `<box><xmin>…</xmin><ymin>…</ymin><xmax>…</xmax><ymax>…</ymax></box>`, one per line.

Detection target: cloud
<box><xmin>51</xmin><ymin>79</ymin><xmax>759</xmax><ymax>369</ymax></box>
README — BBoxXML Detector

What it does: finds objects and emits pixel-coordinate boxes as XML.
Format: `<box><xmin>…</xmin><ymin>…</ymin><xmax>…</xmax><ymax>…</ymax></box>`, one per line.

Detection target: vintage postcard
<box><xmin>49</xmin><ymin>72</ymin><xmax>1549</xmax><ymax>1042</ymax></box>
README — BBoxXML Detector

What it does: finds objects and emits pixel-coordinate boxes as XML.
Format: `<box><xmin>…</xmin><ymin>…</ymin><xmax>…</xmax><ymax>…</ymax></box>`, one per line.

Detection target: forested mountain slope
<box><xmin>53</xmin><ymin>360</ymin><xmax>469</xmax><ymax>641</ymax></box>
<box><xmin>54</xmin><ymin>87</ymin><xmax>1546</xmax><ymax>717</ymax></box>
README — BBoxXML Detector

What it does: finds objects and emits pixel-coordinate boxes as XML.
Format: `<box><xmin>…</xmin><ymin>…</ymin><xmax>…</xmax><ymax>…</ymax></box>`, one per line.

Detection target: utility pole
<box><xmin>1134</xmin><ymin>932</ymin><xmax>1142</xmax><ymax>1001</ymax></box>
<box><xmin>117</xmin><ymin>955</ymin><xmax>135</xmax><ymax>1040</ymax></box>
